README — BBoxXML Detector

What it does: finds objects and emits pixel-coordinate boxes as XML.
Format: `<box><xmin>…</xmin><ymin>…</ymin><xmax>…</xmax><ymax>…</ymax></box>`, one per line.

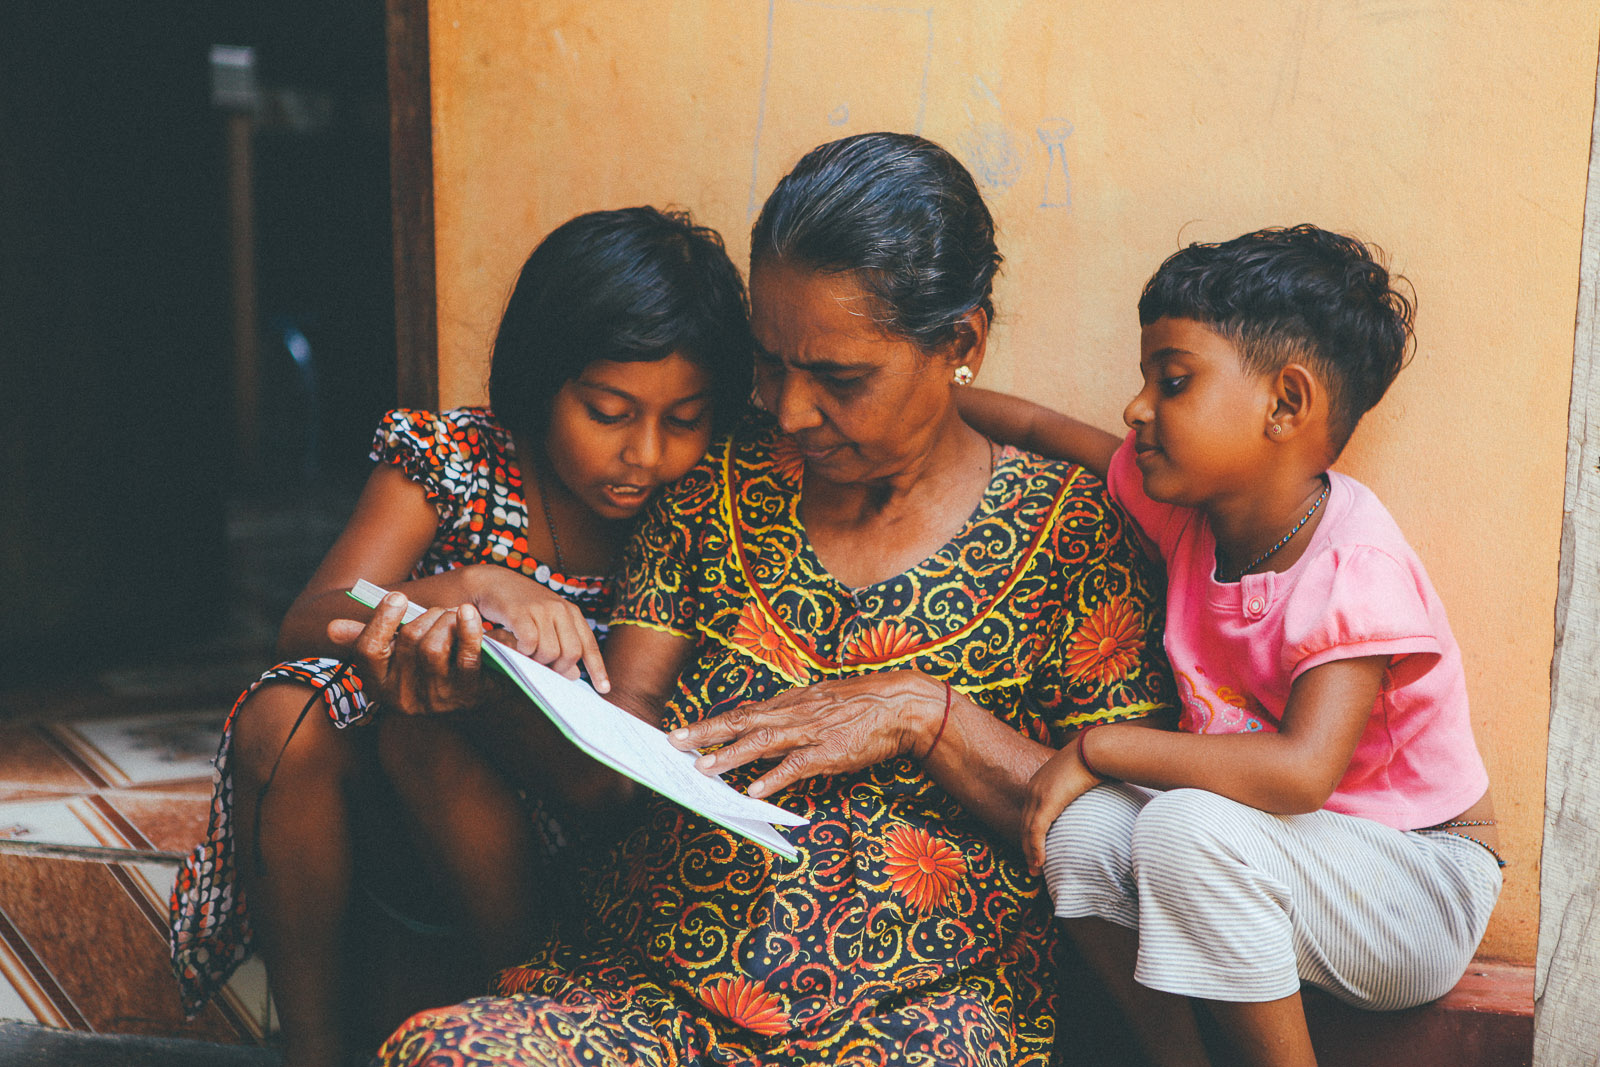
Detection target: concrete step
<box><xmin>0</xmin><ymin>1021</ymin><xmax>278</xmax><ymax>1067</ymax></box>
<box><xmin>1304</xmin><ymin>960</ymin><xmax>1534</xmax><ymax>1067</ymax></box>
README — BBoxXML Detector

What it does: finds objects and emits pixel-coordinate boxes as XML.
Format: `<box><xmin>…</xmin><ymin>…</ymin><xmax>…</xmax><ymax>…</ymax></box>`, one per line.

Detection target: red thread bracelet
<box><xmin>922</xmin><ymin>681</ymin><xmax>953</xmax><ymax>760</ymax></box>
<box><xmin>1077</xmin><ymin>725</ymin><xmax>1116</xmax><ymax>782</ymax></box>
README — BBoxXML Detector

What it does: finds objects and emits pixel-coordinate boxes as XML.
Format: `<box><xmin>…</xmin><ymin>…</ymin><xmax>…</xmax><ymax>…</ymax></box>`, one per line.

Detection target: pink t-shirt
<box><xmin>1105</xmin><ymin>435</ymin><xmax>1488</xmax><ymax>830</ymax></box>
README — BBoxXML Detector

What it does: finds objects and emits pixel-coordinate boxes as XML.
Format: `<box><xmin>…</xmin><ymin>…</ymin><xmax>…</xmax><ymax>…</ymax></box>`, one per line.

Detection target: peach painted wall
<box><xmin>423</xmin><ymin>0</ymin><xmax>1599</xmax><ymax>962</ymax></box>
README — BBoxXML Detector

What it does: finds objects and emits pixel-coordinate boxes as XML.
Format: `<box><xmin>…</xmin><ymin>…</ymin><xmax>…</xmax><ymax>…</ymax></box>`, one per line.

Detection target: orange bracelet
<box><xmin>1077</xmin><ymin>724</ymin><xmax>1116</xmax><ymax>782</ymax></box>
<box><xmin>922</xmin><ymin>681</ymin><xmax>953</xmax><ymax>760</ymax></box>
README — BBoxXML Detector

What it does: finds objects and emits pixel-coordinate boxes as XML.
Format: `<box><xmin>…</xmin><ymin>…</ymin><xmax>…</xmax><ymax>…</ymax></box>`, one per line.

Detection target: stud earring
<box><xmin>953</xmin><ymin>365</ymin><xmax>975</xmax><ymax>386</ymax></box>
<box><xmin>1270</xmin><ymin>424</ymin><xmax>1283</xmax><ymax>435</ymax></box>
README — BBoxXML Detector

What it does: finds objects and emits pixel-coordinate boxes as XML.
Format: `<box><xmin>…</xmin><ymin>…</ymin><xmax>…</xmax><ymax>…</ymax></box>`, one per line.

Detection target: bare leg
<box><xmin>231</xmin><ymin>682</ymin><xmax>365</xmax><ymax>1067</ymax></box>
<box><xmin>1062</xmin><ymin>917</ymin><xmax>1210</xmax><ymax>1067</ymax></box>
<box><xmin>376</xmin><ymin>713</ymin><xmax>539</xmax><ymax>973</ymax></box>
<box><xmin>1202</xmin><ymin>993</ymin><xmax>1318</xmax><ymax>1067</ymax></box>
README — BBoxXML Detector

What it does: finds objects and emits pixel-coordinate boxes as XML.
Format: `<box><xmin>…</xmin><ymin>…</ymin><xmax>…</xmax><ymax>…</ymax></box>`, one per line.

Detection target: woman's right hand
<box><xmin>463</xmin><ymin>565</ymin><xmax>609</xmax><ymax>691</ymax></box>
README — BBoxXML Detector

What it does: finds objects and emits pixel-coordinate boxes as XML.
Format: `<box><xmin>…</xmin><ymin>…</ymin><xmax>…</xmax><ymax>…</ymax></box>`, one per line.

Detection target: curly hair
<box><xmin>1138</xmin><ymin>224</ymin><xmax>1415</xmax><ymax>452</ymax></box>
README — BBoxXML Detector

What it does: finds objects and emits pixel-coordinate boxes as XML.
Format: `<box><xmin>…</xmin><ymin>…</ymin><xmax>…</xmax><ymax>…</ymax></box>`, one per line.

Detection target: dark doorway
<box><xmin>0</xmin><ymin>3</ymin><xmax>395</xmax><ymax>680</ymax></box>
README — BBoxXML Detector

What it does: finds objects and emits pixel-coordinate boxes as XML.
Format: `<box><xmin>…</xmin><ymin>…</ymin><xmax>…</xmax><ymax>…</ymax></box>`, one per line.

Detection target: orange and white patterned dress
<box><xmin>377</xmin><ymin>422</ymin><xmax>1174</xmax><ymax>1067</ymax></box>
<box><xmin>168</xmin><ymin>408</ymin><xmax>613</xmax><ymax>1017</ymax></box>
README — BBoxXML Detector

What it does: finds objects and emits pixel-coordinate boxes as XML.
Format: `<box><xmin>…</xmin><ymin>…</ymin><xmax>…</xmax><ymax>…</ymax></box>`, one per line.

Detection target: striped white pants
<box><xmin>1041</xmin><ymin>784</ymin><xmax>1503</xmax><ymax>1009</ymax></box>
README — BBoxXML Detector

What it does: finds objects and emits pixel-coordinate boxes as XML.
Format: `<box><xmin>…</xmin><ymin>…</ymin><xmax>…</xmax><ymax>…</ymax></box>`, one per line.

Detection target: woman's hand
<box><xmin>670</xmin><ymin>671</ymin><xmax>942</xmax><ymax>799</ymax></box>
<box><xmin>464</xmin><ymin>565</ymin><xmax>609</xmax><ymax>691</ymax></box>
<box><xmin>1020</xmin><ymin>734</ymin><xmax>1102</xmax><ymax>875</ymax></box>
<box><xmin>328</xmin><ymin>592</ymin><xmax>499</xmax><ymax>716</ymax></box>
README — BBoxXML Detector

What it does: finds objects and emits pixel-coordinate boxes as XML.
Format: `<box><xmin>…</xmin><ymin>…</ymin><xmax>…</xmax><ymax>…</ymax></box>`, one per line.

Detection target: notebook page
<box><xmin>346</xmin><ymin>580</ymin><xmax>807</xmax><ymax>855</ymax></box>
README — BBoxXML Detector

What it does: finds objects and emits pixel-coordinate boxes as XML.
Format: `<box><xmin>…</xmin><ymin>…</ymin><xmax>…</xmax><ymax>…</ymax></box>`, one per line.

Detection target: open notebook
<box><xmin>347</xmin><ymin>580</ymin><xmax>807</xmax><ymax>858</ymax></box>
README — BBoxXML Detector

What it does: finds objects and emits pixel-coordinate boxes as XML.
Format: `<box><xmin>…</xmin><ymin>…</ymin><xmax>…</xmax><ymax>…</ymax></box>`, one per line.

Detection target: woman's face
<box><xmin>750</xmin><ymin>261</ymin><xmax>960</xmax><ymax>487</ymax></box>
<box><xmin>543</xmin><ymin>352</ymin><xmax>714</xmax><ymax>520</ymax></box>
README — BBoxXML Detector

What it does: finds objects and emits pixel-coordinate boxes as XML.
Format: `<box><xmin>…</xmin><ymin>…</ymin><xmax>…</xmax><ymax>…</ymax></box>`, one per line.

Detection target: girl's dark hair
<box><xmin>750</xmin><ymin>132</ymin><xmax>1002</xmax><ymax>351</ymax></box>
<box><xmin>1138</xmin><ymin>224</ymin><xmax>1415</xmax><ymax>453</ymax></box>
<box><xmin>488</xmin><ymin>206</ymin><xmax>753</xmax><ymax>441</ymax></box>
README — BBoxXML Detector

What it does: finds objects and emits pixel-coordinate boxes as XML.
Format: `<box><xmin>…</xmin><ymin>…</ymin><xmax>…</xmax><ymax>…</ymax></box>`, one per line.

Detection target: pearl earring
<box><xmin>953</xmin><ymin>365</ymin><xmax>975</xmax><ymax>386</ymax></box>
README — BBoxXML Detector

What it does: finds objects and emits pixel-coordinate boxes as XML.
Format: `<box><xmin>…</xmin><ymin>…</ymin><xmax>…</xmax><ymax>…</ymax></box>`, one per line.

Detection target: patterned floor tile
<box><xmin>0</xmin><ymin>726</ymin><xmax>93</xmax><ymax>802</ymax></box>
<box><xmin>0</xmin><ymin>854</ymin><xmax>254</xmax><ymax>1041</ymax></box>
<box><xmin>0</xmin><ymin>710</ymin><xmax>271</xmax><ymax>1045</ymax></box>
<box><xmin>44</xmin><ymin>712</ymin><xmax>223</xmax><ymax>790</ymax></box>
<box><xmin>98</xmin><ymin>792</ymin><xmax>212</xmax><ymax>856</ymax></box>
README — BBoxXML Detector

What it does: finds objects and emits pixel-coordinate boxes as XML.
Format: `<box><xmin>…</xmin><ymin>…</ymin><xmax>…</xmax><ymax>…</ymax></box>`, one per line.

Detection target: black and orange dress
<box><xmin>376</xmin><ymin>423</ymin><xmax>1174</xmax><ymax>1067</ymax></box>
<box><xmin>168</xmin><ymin>407</ymin><xmax>613</xmax><ymax>1017</ymax></box>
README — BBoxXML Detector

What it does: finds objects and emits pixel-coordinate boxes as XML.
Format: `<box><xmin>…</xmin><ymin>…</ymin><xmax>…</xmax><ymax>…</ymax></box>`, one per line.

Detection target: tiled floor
<box><xmin>0</xmin><ymin>490</ymin><xmax>354</xmax><ymax>1057</ymax></box>
<box><xmin>0</xmin><ymin>710</ymin><xmax>273</xmax><ymax>1043</ymax></box>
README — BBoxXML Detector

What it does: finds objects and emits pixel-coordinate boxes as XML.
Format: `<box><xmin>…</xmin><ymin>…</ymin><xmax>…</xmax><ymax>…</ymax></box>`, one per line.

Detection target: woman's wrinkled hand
<box><xmin>669</xmin><ymin>670</ymin><xmax>941</xmax><ymax>799</ymax></box>
<box><xmin>1020</xmin><ymin>735</ymin><xmax>1101</xmax><ymax>874</ymax></box>
<box><xmin>328</xmin><ymin>592</ymin><xmax>498</xmax><ymax>716</ymax></box>
<box><xmin>465</xmin><ymin>565</ymin><xmax>608</xmax><ymax>691</ymax></box>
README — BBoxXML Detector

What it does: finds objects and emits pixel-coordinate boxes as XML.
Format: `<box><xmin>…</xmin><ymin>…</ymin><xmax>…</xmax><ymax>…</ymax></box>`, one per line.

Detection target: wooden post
<box><xmin>1534</xmin><ymin>34</ymin><xmax>1600</xmax><ymax>1067</ymax></box>
<box><xmin>226</xmin><ymin>109</ymin><xmax>259</xmax><ymax>471</ymax></box>
<box><xmin>386</xmin><ymin>0</ymin><xmax>439</xmax><ymax>410</ymax></box>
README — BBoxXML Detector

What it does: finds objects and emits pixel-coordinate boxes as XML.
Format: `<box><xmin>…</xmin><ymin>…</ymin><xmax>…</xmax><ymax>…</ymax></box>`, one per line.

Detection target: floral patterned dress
<box><xmin>376</xmin><ymin>423</ymin><xmax>1174</xmax><ymax>1067</ymax></box>
<box><xmin>168</xmin><ymin>408</ymin><xmax>612</xmax><ymax>1017</ymax></box>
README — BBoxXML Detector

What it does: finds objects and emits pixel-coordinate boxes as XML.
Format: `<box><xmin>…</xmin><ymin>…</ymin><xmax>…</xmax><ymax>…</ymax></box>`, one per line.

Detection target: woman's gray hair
<box><xmin>751</xmin><ymin>132</ymin><xmax>1002</xmax><ymax>351</ymax></box>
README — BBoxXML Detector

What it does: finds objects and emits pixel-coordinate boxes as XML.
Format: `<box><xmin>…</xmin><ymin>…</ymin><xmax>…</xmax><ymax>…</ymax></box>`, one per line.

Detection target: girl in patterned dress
<box><xmin>168</xmin><ymin>206</ymin><xmax>753</xmax><ymax>1067</ymax></box>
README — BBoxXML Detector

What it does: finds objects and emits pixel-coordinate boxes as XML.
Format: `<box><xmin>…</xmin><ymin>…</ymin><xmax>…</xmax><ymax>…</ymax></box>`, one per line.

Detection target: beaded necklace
<box><xmin>1215</xmin><ymin>475</ymin><xmax>1330</xmax><ymax>583</ymax></box>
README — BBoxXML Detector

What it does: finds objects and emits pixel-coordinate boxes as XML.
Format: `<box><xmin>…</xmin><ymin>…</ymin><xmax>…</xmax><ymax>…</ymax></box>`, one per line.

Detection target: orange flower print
<box><xmin>496</xmin><ymin>966</ymin><xmax>545</xmax><ymax>996</ymax></box>
<box><xmin>769</xmin><ymin>436</ymin><xmax>806</xmax><ymax>483</ymax></box>
<box><xmin>731</xmin><ymin>602</ymin><xmax>812</xmax><ymax>682</ymax></box>
<box><xmin>884</xmin><ymin>824</ymin><xmax>967</xmax><ymax>915</ymax></box>
<box><xmin>841</xmin><ymin>619</ymin><xmax>920</xmax><ymax>665</ymax></box>
<box><xmin>1062</xmin><ymin>597</ymin><xmax>1145</xmax><ymax>687</ymax></box>
<box><xmin>700</xmin><ymin>975</ymin><xmax>790</xmax><ymax>1036</ymax></box>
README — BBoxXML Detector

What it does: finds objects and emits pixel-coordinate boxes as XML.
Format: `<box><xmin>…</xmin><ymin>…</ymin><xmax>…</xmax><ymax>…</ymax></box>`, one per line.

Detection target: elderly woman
<box><xmin>359</xmin><ymin>133</ymin><xmax>1173</xmax><ymax>1066</ymax></box>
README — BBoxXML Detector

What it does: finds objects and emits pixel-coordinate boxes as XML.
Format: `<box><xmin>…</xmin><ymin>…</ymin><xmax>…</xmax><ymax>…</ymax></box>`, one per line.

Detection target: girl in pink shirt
<box><xmin>962</xmin><ymin>225</ymin><xmax>1501</xmax><ymax>1067</ymax></box>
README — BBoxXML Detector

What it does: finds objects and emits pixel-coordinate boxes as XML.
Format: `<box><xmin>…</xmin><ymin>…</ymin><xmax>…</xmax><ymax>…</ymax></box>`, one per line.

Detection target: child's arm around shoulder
<box><xmin>956</xmin><ymin>387</ymin><xmax>1121</xmax><ymax>478</ymax></box>
<box><xmin>1022</xmin><ymin>655</ymin><xmax>1387</xmax><ymax>873</ymax></box>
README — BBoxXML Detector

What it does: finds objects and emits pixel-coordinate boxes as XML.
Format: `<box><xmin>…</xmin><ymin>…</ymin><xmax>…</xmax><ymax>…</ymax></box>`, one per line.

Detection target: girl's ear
<box><xmin>1268</xmin><ymin>363</ymin><xmax>1318</xmax><ymax>439</ymax></box>
<box><xmin>946</xmin><ymin>306</ymin><xmax>990</xmax><ymax>382</ymax></box>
